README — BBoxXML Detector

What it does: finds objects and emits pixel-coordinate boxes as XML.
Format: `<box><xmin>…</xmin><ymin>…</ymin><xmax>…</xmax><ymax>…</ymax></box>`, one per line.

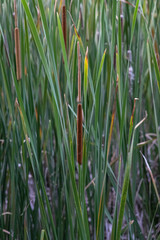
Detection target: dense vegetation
<box><xmin>0</xmin><ymin>0</ymin><xmax>160</xmax><ymax>239</ymax></box>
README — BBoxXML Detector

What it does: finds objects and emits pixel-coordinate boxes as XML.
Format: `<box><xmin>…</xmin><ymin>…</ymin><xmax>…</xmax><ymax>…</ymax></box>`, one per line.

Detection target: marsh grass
<box><xmin>0</xmin><ymin>0</ymin><xmax>160</xmax><ymax>239</ymax></box>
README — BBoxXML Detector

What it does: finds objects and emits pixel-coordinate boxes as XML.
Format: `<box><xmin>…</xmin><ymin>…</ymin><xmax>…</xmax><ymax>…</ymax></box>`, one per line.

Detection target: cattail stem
<box><xmin>62</xmin><ymin>0</ymin><xmax>67</xmax><ymax>51</ymax></box>
<box><xmin>14</xmin><ymin>27</ymin><xmax>21</xmax><ymax>80</ymax></box>
<box><xmin>14</xmin><ymin>0</ymin><xmax>21</xmax><ymax>80</ymax></box>
<box><xmin>14</xmin><ymin>0</ymin><xmax>18</xmax><ymax>28</ymax></box>
<box><xmin>77</xmin><ymin>103</ymin><xmax>83</xmax><ymax>165</ymax></box>
<box><xmin>77</xmin><ymin>42</ymin><xmax>81</xmax><ymax>102</ymax></box>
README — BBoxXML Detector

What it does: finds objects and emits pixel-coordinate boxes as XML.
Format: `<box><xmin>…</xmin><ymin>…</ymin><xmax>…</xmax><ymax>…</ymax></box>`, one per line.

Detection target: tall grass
<box><xmin>0</xmin><ymin>0</ymin><xmax>160</xmax><ymax>239</ymax></box>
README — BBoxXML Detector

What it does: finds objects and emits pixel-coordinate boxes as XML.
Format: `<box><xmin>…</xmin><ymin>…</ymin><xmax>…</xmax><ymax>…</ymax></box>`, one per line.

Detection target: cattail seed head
<box><xmin>14</xmin><ymin>27</ymin><xmax>21</xmax><ymax>80</ymax></box>
<box><xmin>77</xmin><ymin>103</ymin><xmax>83</xmax><ymax>165</ymax></box>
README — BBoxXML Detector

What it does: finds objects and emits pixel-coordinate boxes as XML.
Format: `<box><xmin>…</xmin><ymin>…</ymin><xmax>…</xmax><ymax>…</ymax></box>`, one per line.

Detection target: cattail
<box><xmin>62</xmin><ymin>0</ymin><xmax>67</xmax><ymax>51</ymax></box>
<box><xmin>77</xmin><ymin>42</ymin><xmax>83</xmax><ymax>165</ymax></box>
<box><xmin>14</xmin><ymin>28</ymin><xmax>21</xmax><ymax>80</ymax></box>
<box><xmin>14</xmin><ymin>0</ymin><xmax>21</xmax><ymax>80</ymax></box>
<box><xmin>77</xmin><ymin>103</ymin><xmax>83</xmax><ymax>165</ymax></box>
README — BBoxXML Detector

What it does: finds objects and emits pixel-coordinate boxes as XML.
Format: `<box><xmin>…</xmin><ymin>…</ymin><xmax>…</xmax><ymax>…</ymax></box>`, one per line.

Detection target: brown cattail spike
<box><xmin>15</xmin><ymin>27</ymin><xmax>21</xmax><ymax>80</ymax></box>
<box><xmin>77</xmin><ymin>42</ymin><xmax>81</xmax><ymax>102</ymax></box>
<box><xmin>77</xmin><ymin>103</ymin><xmax>83</xmax><ymax>165</ymax></box>
<box><xmin>62</xmin><ymin>0</ymin><xmax>67</xmax><ymax>51</ymax></box>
